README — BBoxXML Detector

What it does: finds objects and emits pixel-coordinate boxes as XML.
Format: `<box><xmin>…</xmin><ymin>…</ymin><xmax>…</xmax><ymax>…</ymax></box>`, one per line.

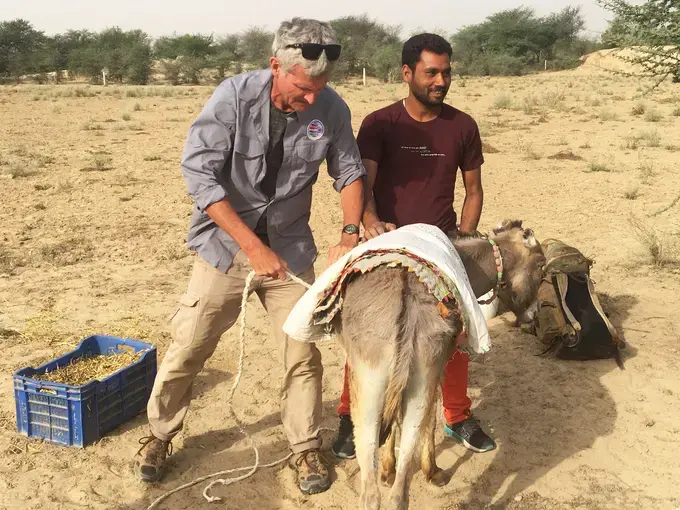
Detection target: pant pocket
<box><xmin>171</xmin><ymin>293</ymin><xmax>201</xmax><ymax>348</ymax></box>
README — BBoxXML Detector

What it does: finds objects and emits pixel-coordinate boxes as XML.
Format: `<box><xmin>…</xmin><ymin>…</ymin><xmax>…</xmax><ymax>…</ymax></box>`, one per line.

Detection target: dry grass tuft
<box><xmin>548</xmin><ymin>150</ymin><xmax>583</xmax><ymax>161</ymax></box>
<box><xmin>623</xmin><ymin>186</ymin><xmax>639</xmax><ymax>200</ymax></box>
<box><xmin>523</xmin><ymin>143</ymin><xmax>542</xmax><ymax>160</ymax></box>
<box><xmin>586</xmin><ymin>162</ymin><xmax>611</xmax><ymax>173</ymax></box>
<box><xmin>624</xmin><ymin>130</ymin><xmax>661</xmax><ymax>149</ymax></box>
<box><xmin>542</xmin><ymin>90</ymin><xmax>567</xmax><ymax>110</ymax></box>
<box><xmin>644</xmin><ymin>108</ymin><xmax>663</xmax><ymax>123</ymax></box>
<box><xmin>81</xmin><ymin>154</ymin><xmax>113</xmax><ymax>172</ymax></box>
<box><xmin>35</xmin><ymin>155</ymin><xmax>55</xmax><ymax>168</ymax></box>
<box><xmin>57</xmin><ymin>179</ymin><xmax>75</xmax><ymax>192</ymax></box>
<box><xmin>599</xmin><ymin>108</ymin><xmax>618</xmax><ymax>121</ymax></box>
<box><xmin>0</xmin><ymin>246</ymin><xmax>26</xmax><ymax>274</ymax></box>
<box><xmin>81</xmin><ymin>121</ymin><xmax>103</xmax><ymax>131</ymax></box>
<box><xmin>40</xmin><ymin>238</ymin><xmax>94</xmax><ymax>267</ymax></box>
<box><xmin>492</xmin><ymin>93</ymin><xmax>513</xmax><ymax>110</ymax></box>
<box><xmin>639</xmin><ymin>159</ymin><xmax>656</xmax><ymax>184</ymax></box>
<box><xmin>2</xmin><ymin>164</ymin><xmax>38</xmax><ymax>179</ymax></box>
<box><xmin>628</xmin><ymin>215</ymin><xmax>679</xmax><ymax>267</ymax></box>
<box><xmin>631</xmin><ymin>102</ymin><xmax>646</xmax><ymax>116</ymax></box>
<box><xmin>521</xmin><ymin>95</ymin><xmax>539</xmax><ymax>114</ymax></box>
<box><xmin>586</xmin><ymin>96</ymin><xmax>602</xmax><ymax>107</ymax></box>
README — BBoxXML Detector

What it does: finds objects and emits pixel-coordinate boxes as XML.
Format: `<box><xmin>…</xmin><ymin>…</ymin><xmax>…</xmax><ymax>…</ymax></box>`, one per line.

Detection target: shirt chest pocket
<box><xmin>295</xmin><ymin>141</ymin><xmax>329</xmax><ymax>167</ymax></box>
<box><xmin>232</xmin><ymin>135</ymin><xmax>265</xmax><ymax>174</ymax></box>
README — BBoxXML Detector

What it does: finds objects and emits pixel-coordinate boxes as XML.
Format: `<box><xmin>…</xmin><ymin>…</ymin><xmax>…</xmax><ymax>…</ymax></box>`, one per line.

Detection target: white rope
<box><xmin>147</xmin><ymin>269</ymin><xmax>317</xmax><ymax>509</ymax></box>
<box><xmin>283</xmin><ymin>270</ymin><xmax>313</xmax><ymax>290</ymax></box>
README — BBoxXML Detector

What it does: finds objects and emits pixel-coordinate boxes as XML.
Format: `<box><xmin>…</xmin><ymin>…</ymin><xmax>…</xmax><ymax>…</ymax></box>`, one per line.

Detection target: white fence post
<box><xmin>363</xmin><ymin>67</ymin><xmax>366</xmax><ymax>86</ymax></box>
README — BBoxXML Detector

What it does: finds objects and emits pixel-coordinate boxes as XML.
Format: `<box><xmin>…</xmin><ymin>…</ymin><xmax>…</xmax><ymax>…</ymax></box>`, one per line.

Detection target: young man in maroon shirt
<box><xmin>332</xmin><ymin>33</ymin><xmax>496</xmax><ymax>458</ymax></box>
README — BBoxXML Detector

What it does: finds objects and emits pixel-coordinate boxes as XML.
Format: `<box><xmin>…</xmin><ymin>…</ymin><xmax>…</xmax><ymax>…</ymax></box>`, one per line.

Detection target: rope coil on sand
<box><xmin>147</xmin><ymin>270</ymin><xmax>314</xmax><ymax>509</ymax></box>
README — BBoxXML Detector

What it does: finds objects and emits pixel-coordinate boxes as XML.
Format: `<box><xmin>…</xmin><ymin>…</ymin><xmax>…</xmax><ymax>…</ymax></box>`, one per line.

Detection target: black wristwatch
<box><xmin>342</xmin><ymin>224</ymin><xmax>360</xmax><ymax>236</ymax></box>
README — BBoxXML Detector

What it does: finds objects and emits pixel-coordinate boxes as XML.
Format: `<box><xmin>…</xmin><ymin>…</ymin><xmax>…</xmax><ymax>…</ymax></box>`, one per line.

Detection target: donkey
<box><xmin>335</xmin><ymin>220</ymin><xmax>546</xmax><ymax>510</ymax></box>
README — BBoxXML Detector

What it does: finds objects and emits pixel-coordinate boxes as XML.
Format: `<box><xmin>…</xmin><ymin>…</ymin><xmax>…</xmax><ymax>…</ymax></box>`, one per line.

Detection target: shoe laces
<box><xmin>295</xmin><ymin>449</ymin><xmax>326</xmax><ymax>471</ymax></box>
<box><xmin>456</xmin><ymin>415</ymin><xmax>482</xmax><ymax>436</ymax></box>
<box><xmin>137</xmin><ymin>435</ymin><xmax>173</xmax><ymax>460</ymax></box>
<box><xmin>465</xmin><ymin>414</ymin><xmax>481</xmax><ymax>428</ymax></box>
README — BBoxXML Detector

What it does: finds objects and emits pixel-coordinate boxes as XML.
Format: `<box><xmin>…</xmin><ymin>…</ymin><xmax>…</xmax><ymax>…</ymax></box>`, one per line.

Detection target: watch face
<box><xmin>343</xmin><ymin>224</ymin><xmax>359</xmax><ymax>235</ymax></box>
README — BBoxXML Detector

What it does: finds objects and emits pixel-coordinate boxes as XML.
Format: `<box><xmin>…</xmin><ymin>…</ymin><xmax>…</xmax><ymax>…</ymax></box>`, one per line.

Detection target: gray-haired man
<box><xmin>133</xmin><ymin>18</ymin><xmax>365</xmax><ymax>495</ymax></box>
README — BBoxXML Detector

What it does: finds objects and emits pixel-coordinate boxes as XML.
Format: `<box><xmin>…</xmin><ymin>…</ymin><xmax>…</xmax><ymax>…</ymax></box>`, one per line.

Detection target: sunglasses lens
<box><xmin>301</xmin><ymin>45</ymin><xmax>324</xmax><ymax>60</ymax></box>
<box><xmin>294</xmin><ymin>44</ymin><xmax>342</xmax><ymax>61</ymax></box>
<box><xmin>325</xmin><ymin>45</ymin><xmax>341</xmax><ymax>61</ymax></box>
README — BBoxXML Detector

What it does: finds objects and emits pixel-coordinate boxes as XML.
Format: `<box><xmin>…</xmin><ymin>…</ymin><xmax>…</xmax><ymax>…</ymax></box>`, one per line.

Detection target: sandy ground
<box><xmin>1</xmin><ymin>64</ymin><xmax>680</xmax><ymax>510</ymax></box>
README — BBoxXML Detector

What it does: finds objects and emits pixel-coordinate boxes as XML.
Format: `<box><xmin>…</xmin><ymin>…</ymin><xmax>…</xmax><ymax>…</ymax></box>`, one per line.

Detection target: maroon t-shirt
<box><xmin>356</xmin><ymin>101</ymin><xmax>484</xmax><ymax>233</ymax></box>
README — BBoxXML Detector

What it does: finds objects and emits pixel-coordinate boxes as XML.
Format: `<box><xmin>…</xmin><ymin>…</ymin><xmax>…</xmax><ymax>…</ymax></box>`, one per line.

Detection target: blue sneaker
<box><xmin>444</xmin><ymin>415</ymin><xmax>496</xmax><ymax>453</ymax></box>
<box><xmin>331</xmin><ymin>414</ymin><xmax>356</xmax><ymax>459</ymax></box>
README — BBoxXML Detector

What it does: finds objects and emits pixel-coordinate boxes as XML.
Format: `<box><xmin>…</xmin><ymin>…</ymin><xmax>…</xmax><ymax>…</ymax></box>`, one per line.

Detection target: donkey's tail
<box><xmin>379</xmin><ymin>270</ymin><xmax>419</xmax><ymax>444</ymax></box>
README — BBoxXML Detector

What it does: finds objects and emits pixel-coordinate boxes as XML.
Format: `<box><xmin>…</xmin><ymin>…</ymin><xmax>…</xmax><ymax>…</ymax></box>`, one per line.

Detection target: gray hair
<box><xmin>273</xmin><ymin>18</ymin><xmax>338</xmax><ymax>77</ymax></box>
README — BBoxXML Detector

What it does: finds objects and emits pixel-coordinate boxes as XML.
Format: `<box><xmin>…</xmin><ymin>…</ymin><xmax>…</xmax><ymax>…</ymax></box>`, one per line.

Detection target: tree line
<box><xmin>598</xmin><ymin>0</ymin><xmax>679</xmax><ymax>84</ymax></box>
<box><xmin>0</xmin><ymin>2</ymin><xmax>677</xmax><ymax>85</ymax></box>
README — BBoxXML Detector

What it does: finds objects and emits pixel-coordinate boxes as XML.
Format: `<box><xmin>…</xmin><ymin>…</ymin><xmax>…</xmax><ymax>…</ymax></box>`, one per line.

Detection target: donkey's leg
<box><xmin>387</xmin><ymin>368</ymin><xmax>438</xmax><ymax>510</ymax></box>
<box><xmin>420</xmin><ymin>409</ymin><xmax>448</xmax><ymax>486</ymax></box>
<box><xmin>381</xmin><ymin>421</ymin><xmax>398</xmax><ymax>487</ymax></box>
<box><xmin>351</xmin><ymin>358</ymin><xmax>390</xmax><ymax>510</ymax></box>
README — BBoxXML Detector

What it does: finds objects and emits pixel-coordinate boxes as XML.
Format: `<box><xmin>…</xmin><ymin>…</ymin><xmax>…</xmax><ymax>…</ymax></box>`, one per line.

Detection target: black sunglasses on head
<box><xmin>284</xmin><ymin>43</ymin><xmax>342</xmax><ymax>61</ymax></box>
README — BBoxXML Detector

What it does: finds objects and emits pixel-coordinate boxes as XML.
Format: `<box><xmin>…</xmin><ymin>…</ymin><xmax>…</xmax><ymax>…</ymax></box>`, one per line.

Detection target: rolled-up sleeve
<box><xmin>181</xmin><ymin>82</ymin><xmax>237</xmax><ymax>211</ymax></box>
<box><xmin>326</xmin><ymin>100</ymin><xmax>367</xmax><ymax>192</ymax></box>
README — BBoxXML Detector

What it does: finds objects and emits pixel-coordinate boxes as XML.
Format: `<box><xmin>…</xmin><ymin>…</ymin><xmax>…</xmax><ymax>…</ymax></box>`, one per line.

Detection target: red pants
<box><xmin>337</xmin><ymin>350</ymin><xmax>471</xmax><ymax>425</ymax></box>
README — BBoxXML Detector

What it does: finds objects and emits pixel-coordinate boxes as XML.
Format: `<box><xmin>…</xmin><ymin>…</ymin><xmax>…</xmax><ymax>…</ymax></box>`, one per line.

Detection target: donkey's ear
<box><xmin>493</xmin><ymin>219</ymin><xmax>524</xmax><ymax>234</ymax></box>
<box><xmin>522</xmin><ymin>228</ymin><xmax>539</xmax><ymax>248</ymax></box>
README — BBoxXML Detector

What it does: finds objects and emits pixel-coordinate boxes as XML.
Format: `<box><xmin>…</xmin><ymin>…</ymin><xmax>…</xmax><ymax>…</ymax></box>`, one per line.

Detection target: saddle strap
<box><xmin>554</xmin><ymin>273</ymin><xmax>581</xmax><ymax>334</ymax></box>
<box><xmin>586</xmin><ymin>277</ymin><xmax>624</xmax><ymax>347</ymax></box>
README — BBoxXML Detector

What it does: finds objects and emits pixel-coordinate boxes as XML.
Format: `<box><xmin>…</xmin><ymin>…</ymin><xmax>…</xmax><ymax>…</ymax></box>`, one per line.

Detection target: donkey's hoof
<box><xmin>426</xmin><ymin>468</ymin><xmax>450</xmax><ymax>487</ymax></box>
<box><xmin>386</xmin><ymin>496</ymin><xmax>408</xmax><ymax>510</ymax></box>
<box><xmin>360</xmin><ymin>493</ymin><xmax>381</xmax><ymax>510</ymax></box>
<box><xmin>380</xmin><ymin>471</ymin><xmax>395</xmax><ymax>487</ymax></box>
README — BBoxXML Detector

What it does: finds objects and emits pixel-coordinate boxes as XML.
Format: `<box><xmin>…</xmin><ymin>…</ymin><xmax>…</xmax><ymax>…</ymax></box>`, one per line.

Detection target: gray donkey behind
<box><xmin>334</xmin><ymin>220</ymin><xmax>546</xmax><ymax>510</ymax></box>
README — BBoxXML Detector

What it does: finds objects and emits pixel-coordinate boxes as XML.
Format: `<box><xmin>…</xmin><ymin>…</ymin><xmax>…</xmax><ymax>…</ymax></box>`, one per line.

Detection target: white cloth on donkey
<box><xmin>283</xmin><ymin>223</ymin><xmax>492</xmax><ymax>354</ymax></box>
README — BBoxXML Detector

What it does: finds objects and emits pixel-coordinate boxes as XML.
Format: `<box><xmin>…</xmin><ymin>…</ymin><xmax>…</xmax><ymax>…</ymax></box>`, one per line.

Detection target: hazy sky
<box><xmin>2</xmin><ymin>0</ymin><xmax>614</xmax><ymax>38</ymax></box>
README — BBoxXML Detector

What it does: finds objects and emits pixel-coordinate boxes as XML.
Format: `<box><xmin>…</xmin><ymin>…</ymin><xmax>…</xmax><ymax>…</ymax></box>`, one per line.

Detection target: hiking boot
<box><xmin>133</xmin><ymin>434</ymin><xmax>173</xmax><ymax>482</ymax></box>
<box><xmin>444</xmin><ymin>415</ymin><xmax>496</xmax><ymax>453</ymax></box>
<box><xmin>293</xmin><ymin>448</ymin><xmax>331</xmax><ymax>495</ymax></box>
<box><xmin>331</xmin><ymin>414</ymin><xmax>356</xmax><ymax>459</ymax></box>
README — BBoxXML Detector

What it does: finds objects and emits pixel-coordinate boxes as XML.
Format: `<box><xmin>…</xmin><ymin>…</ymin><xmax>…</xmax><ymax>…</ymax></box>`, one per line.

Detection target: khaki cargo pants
<box><xmin>146</xmin><ymin>251</ymin><xmax>321</xmax><ymax>454</ymax></box>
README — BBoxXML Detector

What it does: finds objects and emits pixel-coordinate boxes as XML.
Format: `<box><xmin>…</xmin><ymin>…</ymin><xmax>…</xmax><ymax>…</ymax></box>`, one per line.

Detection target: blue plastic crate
<box><xmin>13</xmin><ymin>335</ymin><xmax>157</xmax><ymax>447</ymax></box>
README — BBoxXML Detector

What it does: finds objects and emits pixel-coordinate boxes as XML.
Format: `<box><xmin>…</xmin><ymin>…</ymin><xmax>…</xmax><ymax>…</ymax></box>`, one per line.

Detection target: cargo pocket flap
<box><xmin>179</xmin><ymin>293</ymin><xmax>200</xmax><ymax>307</ymax></box>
